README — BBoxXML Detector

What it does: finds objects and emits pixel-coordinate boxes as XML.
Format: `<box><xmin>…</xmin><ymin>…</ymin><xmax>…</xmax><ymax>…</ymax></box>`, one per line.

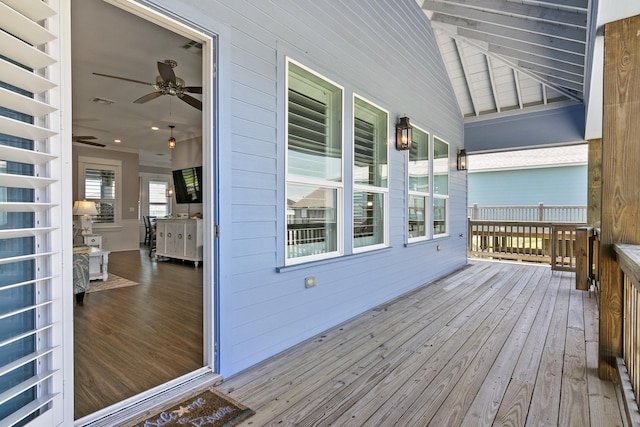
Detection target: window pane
<box><xmin>434</xmin><ymin>197</ymin><xmax>447</xmax><ymax>235</ymax></box>
<box><xmin>149</xmin><ymin>205</ymin><xmax>168</xmax><ymax>217</ymax></box>
<box><xmin>287</xmin><ymin>63</ymin><xmax>342</xmax><ymax>181</ymax></box>
<box><xmin>433</xmin><ymin>137</ymin><xmax>449</xmax><ymax>195</ymax></box>
<box><xmin>354</xmin><ymin>97</ymin><xmax>387</xmax><ymax>187</ymax></box>
<box><xmin>149</xmin><ymin>181</ymin><xmax>168</xmax><ymax>204</ymax></box>
<box><xmin>93</xmin><ymin>202</ymin><xmax>115</xmax><ymax>223</ymax></box>
<box><xmin>408</xmin><ymin>195</ymin><xmax>426</xmax><ymax>239</ymax></box>
<box><xmin>287</xmin><ymin>183</ymin><xmax>338</xmax><ymax>259</ymax></box>
<box><xmin>353</xmin><ymin>191</ymin><xmax>384</xmax><ymax>248</ymax></box>
<box><xmin>409</xmin><ymin>128</ymin><xmax>429</xmax><ymax>193</ymax></box>
<box><xmin>85</xmin><ymin>169</ymin><xmax>115</xmax><ymax>199</ymax></box>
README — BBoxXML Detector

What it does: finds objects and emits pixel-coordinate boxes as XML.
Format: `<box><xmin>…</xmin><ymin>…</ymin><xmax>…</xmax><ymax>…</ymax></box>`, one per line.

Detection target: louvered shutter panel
<box><xmin>0</xmin><ymin>1</ymin><xmax>65</xmax><ymax>426</ymax></box>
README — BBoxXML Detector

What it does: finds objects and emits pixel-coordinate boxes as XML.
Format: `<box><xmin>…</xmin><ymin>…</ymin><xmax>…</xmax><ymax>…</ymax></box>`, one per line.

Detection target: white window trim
<box><xmin>352</xmin><ymin>94</ymin><xmax>389</xmax><ymax>253</ymax></box>
<box><xmin>433</xmin><ymin>136</ymin><xmax>450</xmax><ymax>238</ymax></box>
<box><xmin>407</xmin><ymin>124</ymin><xmax>431</xmax><ymax>243</ymax></box>
<box><xmin>77</xmin><ymin>156</ymin><xmax>122</xmax><ymax>227</ymax></box>
<box><xmin>285</xmin><ymin>58</ymin><xmax>345</xmax><ymax>265</ymax></box>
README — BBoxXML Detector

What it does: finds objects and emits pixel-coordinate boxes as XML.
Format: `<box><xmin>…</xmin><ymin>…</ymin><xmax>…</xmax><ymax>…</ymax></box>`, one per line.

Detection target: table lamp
<box><xmin>73</xmin><ymin>200</ymin><xmax>98</xmax><ymax>236</ymax></box>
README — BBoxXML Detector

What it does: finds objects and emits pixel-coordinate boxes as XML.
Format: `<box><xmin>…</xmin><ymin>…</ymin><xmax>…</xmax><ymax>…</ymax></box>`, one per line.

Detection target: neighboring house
<box><xmin>468</xmin><ymin>145</ymin><xmax>588</xmax><ymax>206</ymax></box>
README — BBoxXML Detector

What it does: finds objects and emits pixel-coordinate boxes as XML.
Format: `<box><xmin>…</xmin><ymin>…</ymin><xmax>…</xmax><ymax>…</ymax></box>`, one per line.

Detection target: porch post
<box><xmin>599</xmin><ymin>14</ymin><xmax>640</xmax><ymax>381</ymax></box>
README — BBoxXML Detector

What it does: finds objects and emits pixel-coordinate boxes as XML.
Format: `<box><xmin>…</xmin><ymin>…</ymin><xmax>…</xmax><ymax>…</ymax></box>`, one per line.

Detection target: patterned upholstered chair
<box><xmin>73</xmin><ymin>252</ymin><xmax>90</xmax><ymax>304</ymax></box>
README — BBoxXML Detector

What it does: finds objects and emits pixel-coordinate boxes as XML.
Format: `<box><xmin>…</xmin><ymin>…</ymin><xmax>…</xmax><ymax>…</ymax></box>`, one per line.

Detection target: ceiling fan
<box><xmin>93</xmin><ymin>59</ymin><xmax>202</xmax><ymax>110</ymax></box>
<box><xmin>72</xmin><ymin>135</ymin><xmax>105</xmax><ymax>147</ymax></box>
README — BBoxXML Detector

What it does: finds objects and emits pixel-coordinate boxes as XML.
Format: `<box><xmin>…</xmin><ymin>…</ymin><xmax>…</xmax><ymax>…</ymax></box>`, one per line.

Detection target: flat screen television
<box><xmin>172</xmin><ymin>166</ymin><xmax>203</xmax><ymax>204</ymax></box>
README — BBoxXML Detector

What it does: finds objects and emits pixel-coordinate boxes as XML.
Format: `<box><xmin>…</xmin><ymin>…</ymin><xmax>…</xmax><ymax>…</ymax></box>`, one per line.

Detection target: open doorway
<box><xmin>70</xmin><ymin>0</ymin><xmax>215</xmax><ymax>420</ymax></box>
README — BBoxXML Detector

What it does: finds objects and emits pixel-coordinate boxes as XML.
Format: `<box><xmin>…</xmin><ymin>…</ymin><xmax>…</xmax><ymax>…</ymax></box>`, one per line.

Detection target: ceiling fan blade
<box><xmin>76</xmin><ymin>140</ymin><xmax>105</xmax><ymax>147</ymax></box>
<box><xmin>72</xmin><ymin>135</ymin><xmax>97</xmax><ymax>141</ymax></box>
<box><xmin>93</xmin><ymin>72</ymin><xmax>153</xmax><ymax>86</ymax></box>
<box><xmin>157</xmin><ymin>61</ymin><xmax>176</xmax><ymax>84</ymax></box>
<box><xmin>179</xmin><ymin>94</ymin><xmax>202</xmax><ymax>111</ymax></box>
<box><xmin>133</xmin><ymin>91</ymin><xmax>163</xmax><ymax>104</ymax></box>
<box><xmin>185</xmin><ymin>86</ymin><xmax>202</xmax><ymax>94</ymax></box>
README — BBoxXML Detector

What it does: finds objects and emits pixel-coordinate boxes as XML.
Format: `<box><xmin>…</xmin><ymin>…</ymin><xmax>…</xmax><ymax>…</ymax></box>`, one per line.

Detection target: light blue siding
<box><xmin>468</xmin><ymin>165</ymin><xmax>588</xmax><ymax>206</ymax></box>
<box><xmin>465</xmin><ymin>104</ymin><xmax>586</xmax><ymax>152</ymax></box>
<box><xmin>149</xmin><ymin>0</ymin><xmax>466</xmax><ymax>377</ymax></box>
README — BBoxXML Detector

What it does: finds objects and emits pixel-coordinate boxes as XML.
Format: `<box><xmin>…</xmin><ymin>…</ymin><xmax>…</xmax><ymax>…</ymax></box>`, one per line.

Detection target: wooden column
<box><xmin>587</xmin><ymin>138</ymin><xmax>601</xmax><ymax>227</ymax></box>
<box><xmin>600</xmin><ymin>15</ymin><xmax>640</xmax><ymax>380</ymax></box>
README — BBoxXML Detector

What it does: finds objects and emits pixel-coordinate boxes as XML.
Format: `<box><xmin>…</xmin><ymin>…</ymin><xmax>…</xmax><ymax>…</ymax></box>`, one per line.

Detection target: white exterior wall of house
<box><xmin>0</xmin><ymin>0</ymin><xmax>466</xmax><ymax>424</ymax></box>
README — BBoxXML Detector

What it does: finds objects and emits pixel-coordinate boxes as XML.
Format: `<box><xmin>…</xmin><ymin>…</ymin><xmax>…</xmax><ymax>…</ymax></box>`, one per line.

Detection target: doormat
<box><xmin>128</xmin><ymin>387</ymin><xmax>254</xmax><ymax>427</ymax></box>
<box><xmin>87</xmin><ymin>273</ymin><xmax>138</xmax><ymax>293</ymax></box>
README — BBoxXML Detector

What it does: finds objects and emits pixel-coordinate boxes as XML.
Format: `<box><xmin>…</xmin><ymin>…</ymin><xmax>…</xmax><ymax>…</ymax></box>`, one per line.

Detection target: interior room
<box><xmin>70</xmin><ymin>0</ymin><xmax>207</xmax><ymax>419</ymax></box>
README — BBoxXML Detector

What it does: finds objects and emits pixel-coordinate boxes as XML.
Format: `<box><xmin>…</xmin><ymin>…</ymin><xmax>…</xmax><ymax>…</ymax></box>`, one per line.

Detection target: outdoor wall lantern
<box><xmin>395</xmin><ymin>116</ymin><xmax>412</xmax><ymax>150</ymax></box>
<box><xmin>457</xmin><ymin>149</ymin><xmax>468</xmax><ymax>170</ymax></box>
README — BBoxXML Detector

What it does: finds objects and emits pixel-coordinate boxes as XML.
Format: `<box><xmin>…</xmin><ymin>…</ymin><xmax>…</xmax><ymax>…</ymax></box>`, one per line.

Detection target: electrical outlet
<box><xmin>305</xmin><ymin>276</ymin><xmax>316</xmax><ymax>288</ymax></box>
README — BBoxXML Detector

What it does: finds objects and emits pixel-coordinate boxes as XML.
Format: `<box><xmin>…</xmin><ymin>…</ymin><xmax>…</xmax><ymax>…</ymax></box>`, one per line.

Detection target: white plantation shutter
<box><xmin>0</xmin><ymin>1</ymin><xmax>67</xmax><ymax>426</ymax></box>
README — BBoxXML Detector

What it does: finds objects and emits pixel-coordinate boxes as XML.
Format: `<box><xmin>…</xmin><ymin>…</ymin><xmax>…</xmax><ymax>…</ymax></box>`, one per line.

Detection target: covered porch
<box><xmin>219</xmin><ymin>260</ymin><xmax>624</xmax><ymax>426</ymax></box>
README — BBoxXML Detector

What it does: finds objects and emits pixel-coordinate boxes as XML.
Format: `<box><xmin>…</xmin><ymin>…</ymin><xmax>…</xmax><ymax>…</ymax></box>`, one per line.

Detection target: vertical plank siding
<box><xmin>600</xmin><ymin>14</ymin><xmax>640</xmax><ymax>380</ymax></box>
<box><xmin>153</xmin><ymin>0</ymin><xmax>465</xmax><ymax>376</ymax></box>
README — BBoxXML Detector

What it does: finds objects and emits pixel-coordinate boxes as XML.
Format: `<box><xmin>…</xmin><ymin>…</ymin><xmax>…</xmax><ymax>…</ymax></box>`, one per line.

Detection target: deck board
<box><xmin>218</xmin><ymin>260</ymin><xmax>625</xmax><ymax>426</ymax></box>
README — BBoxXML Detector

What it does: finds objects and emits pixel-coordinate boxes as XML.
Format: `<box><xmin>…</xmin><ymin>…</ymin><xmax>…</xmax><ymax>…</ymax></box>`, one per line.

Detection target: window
<box><xmin>408</xmin><ymin>127</ymin><xmax>430</xmax><ymax>241</ymax></box>
<box><xmin>353</xmin><ymin>96</ymin><xmax>388</xmax><ymax>250</ymax></box>
<box><xmin>286</xmin><ymin>60</ymin><xmax>343</xmax><ymax>263</ymax></box>
<box><xmin>78</xmin><ymin>157</ymin><xmax>122</xmax><ymax>225</ymax></box>
<box><xmin>433</xmin><ymin>136</ymin><xmax>449</xmax><ymax>236</ymax></box>
<box><xmin>149</xmin><ymin>180</ymin><xmax>170</xmax><ymax>217</ymax></box>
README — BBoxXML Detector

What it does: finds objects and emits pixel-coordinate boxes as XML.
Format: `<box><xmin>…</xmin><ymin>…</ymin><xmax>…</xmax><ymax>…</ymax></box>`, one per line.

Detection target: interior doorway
<box><xmin>70</xmin><ymin>0</ymin><xmax>215</xmax><ymax>421</ymax></box>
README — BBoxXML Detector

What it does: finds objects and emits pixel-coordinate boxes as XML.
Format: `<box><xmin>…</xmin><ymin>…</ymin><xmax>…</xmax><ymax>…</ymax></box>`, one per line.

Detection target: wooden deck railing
<box><xmin>468</xmin><ymin>203</ymin><xmax>587</xmax><ymax>223</ymax></box>
<box><xmin>468</xmin><ymin>220</ymin><xmax>581</xmax><ymax>271</ymax></box>
<box><xmin>613</xmin><ymin>244</ymin><xmax>640</xmax><ymax>423</ymax></box>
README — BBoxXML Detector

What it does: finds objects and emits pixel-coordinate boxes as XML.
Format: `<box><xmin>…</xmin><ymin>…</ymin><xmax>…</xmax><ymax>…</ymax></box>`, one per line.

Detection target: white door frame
<box><xmin>72</xmin><ymin>1</ymin><xmax>219</xmax><ymax>424</ymax></box>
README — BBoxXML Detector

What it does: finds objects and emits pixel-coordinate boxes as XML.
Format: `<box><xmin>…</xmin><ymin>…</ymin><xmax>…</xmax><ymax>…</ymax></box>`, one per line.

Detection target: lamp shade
<box><xmin>73</xmin><ymin>200</ymin><xmax>98</xmax><ymax>216</ymax></box>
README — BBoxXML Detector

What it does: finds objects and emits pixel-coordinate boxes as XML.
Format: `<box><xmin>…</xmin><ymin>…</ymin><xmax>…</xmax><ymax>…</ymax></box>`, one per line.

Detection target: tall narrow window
<box><xmin>149</xmin><ymin>180</ymin><xmax>170</xmax><ymax>217</ymax></box>
<box><xmin>78</xmin><ymin>157</ymin><xmax>122</xmax><ymax>225</ymax></box>
<box><xmin>84</xmin><ymin>168</ymin><xmax>116</xmax><ymax>223</ymax></box>
<box><xmin>286</xmin><ymin>60</ymin><xmax>343</xmax><ymax>263</ymax></box>
<box><xmin>433</xmin><ymin>136</ymin><xmax>449</xmax><ymax>236</ymax></box>
<box><xmin>408</xmin><ymin>127</ymin><xmax>430</xmax><ymax>241</ymax></box>
<box><xmin>353</xmin><ymin>96</ymin><xmax>388</xmax><ymax>251</ymax></box>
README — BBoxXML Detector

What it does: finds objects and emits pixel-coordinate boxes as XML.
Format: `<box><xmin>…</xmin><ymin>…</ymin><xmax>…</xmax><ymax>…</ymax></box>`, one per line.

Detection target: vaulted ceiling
<box><xmin>417</xmin><ymin>0</ymin><xmax>588</xmax><ymax>119</ymax></box>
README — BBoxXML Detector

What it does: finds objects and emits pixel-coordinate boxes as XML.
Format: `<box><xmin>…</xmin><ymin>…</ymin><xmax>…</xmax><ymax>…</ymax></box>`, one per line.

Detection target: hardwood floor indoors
<box><xmin>218</xmin><ymin>260</ymin><xmax>626</xmax><ymax>427</ymax></box>
<box><xmin>73</xmin><ymin>247</ymin><xmax>203</xmax><ymax>420</ymax></box>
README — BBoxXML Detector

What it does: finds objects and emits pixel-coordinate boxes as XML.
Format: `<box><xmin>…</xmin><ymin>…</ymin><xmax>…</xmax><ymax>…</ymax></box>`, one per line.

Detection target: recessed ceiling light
<box><xmin>151</xmin><ymin>126</ymin><xmax>159</xmax><ymax>131</ymax></box>
<box><xmin>114</xmin><ymin>139</ymin><xmax>121</xmax><ymax>144</ymax></box>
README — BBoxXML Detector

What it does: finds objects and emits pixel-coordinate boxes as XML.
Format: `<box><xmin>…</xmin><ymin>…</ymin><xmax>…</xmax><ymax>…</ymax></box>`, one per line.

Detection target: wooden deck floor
<box><xmin>218</xmin><ymin>260</ymin><xmax>626</xmax><ymax>427</ymax></box>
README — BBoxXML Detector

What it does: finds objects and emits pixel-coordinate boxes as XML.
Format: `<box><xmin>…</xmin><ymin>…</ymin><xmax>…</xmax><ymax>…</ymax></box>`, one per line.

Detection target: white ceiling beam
<box><xmin>514</xmin><ymin>61</ymin><xmax>583</xmax><ymax>85</ymax></box>
<box><xmin>454</xmin><ymin>39</ymin><xmax>481</xmax><ymax>116</ymax></box>
<box><xmin>486</xmin><ymin>56</ymin><xmax>500</xmax><ymax>113</ymax></box>
<box><xmin>458</xmin><ymin>27</ymin><xmax>584</xmax><ymax>65</ymax></box>
<box><xmin>436</xmin><ymin>17</ymin><xmax>584</xmax><ymax>54</ymax></box>
<box><xmin>428</xmin><ymin>0</ymin><xmax>587</xmax><ymax>27</ymax></box>
<box><xmin>424</xmin><ymin>3</ymin><xmax>586</xmax><ymax>41</ymax></box>
<box><xmin>528</xmin><ymin>72</ymin><xmax>584</xmax><ymax>92</ymax></box>
<box><xmin>489</xmin><ymin>45</ymin><xmax>583</xmax><ymax>76</ymax></box>
<box><xmin>438</xmin><ymin>28</ymin><xmax>583</xmax><ymax>102</ymax></box>
<box><xmin>513</xmin><ymin>69</ymin><xmax>523</xmax><ymax>109</ymax></box>
<box><xmin>526</xmin><ymin>0</ymin><xmax>588</xmax><ymax>11</ymax></box>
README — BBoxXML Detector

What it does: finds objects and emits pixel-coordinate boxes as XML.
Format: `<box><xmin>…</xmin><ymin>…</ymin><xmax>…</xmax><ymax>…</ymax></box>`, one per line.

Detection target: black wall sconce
<box><xmin>395</xmin><ymin>116</ymin><xmax>412</xmax><ymax>150</ymax></box>
<box><xmin>457</xmin><ymin>149</ymin><xmax>468</xmax><ymax>170</ymax></box>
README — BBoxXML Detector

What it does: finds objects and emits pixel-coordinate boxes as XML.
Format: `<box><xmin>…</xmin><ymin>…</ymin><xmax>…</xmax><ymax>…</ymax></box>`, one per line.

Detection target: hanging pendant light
<box><xmin>168</xmin><ymin>125</ymin><xmax>176</xmax><ymax>149</ymax></box>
